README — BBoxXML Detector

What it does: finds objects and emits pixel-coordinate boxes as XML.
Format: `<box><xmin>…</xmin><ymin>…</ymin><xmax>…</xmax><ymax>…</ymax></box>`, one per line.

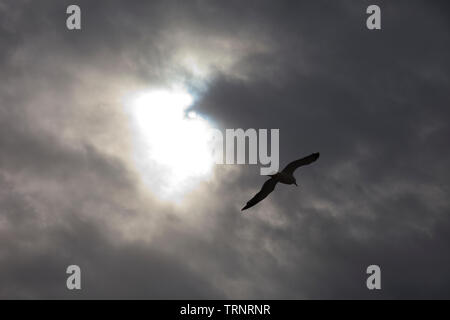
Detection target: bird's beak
<box><xmin>294</xmin><ymin>182</ymin><xmax>298</xmax><ymax>187</ymax></box>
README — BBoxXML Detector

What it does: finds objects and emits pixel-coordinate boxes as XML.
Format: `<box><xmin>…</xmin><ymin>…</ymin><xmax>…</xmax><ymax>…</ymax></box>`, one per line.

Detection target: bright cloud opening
<box><xmin>126</xmin><ymin>88</ymin><xmax>216</xmax><ymax>201</ymax></box>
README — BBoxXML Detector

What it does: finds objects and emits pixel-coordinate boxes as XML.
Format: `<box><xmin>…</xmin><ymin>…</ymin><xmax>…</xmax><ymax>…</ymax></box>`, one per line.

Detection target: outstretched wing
<box><xmin>242</xmin><ymin>178</ymin><xmax>278</xmax><ymax>211</ymax></box>
<box><xmin>282</xmin><ymin>152</ymin><xmax>320</xmax><ymax>175</ymax></box>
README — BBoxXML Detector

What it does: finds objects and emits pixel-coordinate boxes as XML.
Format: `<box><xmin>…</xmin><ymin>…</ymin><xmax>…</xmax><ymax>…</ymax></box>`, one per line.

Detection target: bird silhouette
<box><xmin>241</xmin><ymin>152</ymin><xmax>320</xmax><ymax>211</ymax></box>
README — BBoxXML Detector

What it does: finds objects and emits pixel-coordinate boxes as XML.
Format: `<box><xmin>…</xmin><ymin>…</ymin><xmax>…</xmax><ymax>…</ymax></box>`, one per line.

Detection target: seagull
<box><xmin>241</xmin><ymin>152</ymin><xmax>320</xmax><ymax>211</ymax></box>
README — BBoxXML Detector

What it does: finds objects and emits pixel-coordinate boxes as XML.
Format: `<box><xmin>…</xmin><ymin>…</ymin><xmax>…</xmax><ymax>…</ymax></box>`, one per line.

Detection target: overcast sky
<box><xmin>1</xmin><ymin>0</ymin><xmax>449</xmax><ymax>299</ymax></box>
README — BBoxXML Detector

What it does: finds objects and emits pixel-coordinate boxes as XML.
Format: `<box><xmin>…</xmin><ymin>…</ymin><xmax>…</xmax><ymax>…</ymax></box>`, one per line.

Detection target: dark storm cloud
<box><xmin>0</xmin><ymin>0</ymin><xmax>449</xmax><ymax>299</ymax></box>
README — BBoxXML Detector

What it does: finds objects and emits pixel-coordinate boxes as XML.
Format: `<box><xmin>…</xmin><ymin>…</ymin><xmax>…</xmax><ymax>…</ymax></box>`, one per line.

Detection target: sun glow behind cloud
<box><xmin>126</xmin><ymin>88</ymin><xmax>216</xmax><ymax>201</ymax></box>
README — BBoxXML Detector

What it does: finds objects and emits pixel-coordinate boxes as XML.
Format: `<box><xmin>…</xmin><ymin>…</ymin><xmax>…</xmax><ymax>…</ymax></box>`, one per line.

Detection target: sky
<box><xmin>0</xmin><ymin>0</ymin><xmax>449</xmax><ymax>299</ymax></box>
